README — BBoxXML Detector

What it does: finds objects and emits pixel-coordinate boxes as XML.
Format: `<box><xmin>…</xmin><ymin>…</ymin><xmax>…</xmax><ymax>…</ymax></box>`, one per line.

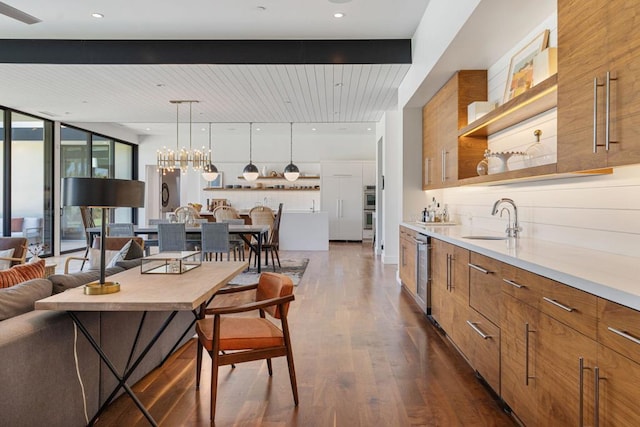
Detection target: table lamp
<box><xmin>63</xmin><ymin>177</ymin><xmax>145</xmax><ymax>295</ymax></box>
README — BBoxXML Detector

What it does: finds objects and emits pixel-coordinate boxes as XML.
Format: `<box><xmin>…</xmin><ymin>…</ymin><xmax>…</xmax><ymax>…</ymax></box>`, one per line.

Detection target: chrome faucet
<box><xmin>491</xmin><ymin>198</ymin><xmax>521</xmax><ymax>237</ymax></box>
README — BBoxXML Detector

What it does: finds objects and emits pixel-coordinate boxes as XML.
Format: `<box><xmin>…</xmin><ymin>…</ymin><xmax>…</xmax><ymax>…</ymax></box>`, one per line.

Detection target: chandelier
<box><xmin>157</xmin><ymin>100</ymin><xmax>210</xmax><ymax>174</ymax></box>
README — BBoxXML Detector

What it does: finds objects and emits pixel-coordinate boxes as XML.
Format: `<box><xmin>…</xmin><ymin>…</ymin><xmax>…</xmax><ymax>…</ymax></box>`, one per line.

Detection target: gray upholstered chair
<box><xmin>200</xmin><ymin>222</ymin><xmax>230</xmax><ymax>261</ymax></box>
<box><xmin>220</xmin><ymin>218</ymin><xmax>246</xmax><ymax>261</ymax></box>
<box><xmin>107</xmin><ymin>223</ymin><xmax>134</xmax><ymax>237</ymax></box>
<box><xmin>158</xmin><ymin>223</ymin><xmax>187</xmax><ymax>252</ymax></box>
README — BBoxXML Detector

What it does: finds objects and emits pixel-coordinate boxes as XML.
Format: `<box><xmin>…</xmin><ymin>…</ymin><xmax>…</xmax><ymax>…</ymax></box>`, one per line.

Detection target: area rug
<box><xmin>228</xmin><ymin>258</ymin><xmax>309</xmax><ymax>286</ymax></box>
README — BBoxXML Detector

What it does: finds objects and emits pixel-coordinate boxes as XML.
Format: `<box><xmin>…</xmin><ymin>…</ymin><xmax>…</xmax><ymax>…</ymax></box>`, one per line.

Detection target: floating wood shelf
<box><xmin>457</xmin><ymin>163</ymin><xmax>612</xmax><ymax>186</ymax></box>
<box><xmin>459</xmin><ymin>74</ymin><xmax>558</xmax><ymax>138</ymax></box>
<box><xmin>204</xmin><ymin>187</ymin><xmax>319</xmax><ymax>192</ymax></box>
<box><xmin>237</xmin><ymin>175</ymin><xmax>320</xmax><ymax>180</ymax></box>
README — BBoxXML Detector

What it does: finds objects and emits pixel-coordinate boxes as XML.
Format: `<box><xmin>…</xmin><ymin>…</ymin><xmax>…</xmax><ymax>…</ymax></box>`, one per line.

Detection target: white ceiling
<box><xmin>0</xmin><ymin>0</ymin><xmax>429</xmax><ymax>140</ymax></box>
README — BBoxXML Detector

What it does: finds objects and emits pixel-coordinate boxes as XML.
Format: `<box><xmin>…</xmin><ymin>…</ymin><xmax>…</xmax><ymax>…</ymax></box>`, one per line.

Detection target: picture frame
<box><xmin>208</xmin><ymin>172</ymin><xmax>223</xmax><ymax>188</ymax></box>
<box><xmin>503</xmin><ymin>29</ymin><xmax>550</xmax><ymax>103</ymax></box>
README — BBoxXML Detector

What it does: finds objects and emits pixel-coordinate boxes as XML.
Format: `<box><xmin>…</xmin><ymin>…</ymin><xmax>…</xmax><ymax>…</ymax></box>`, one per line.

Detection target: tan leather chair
<box><xmin>195</xmin><ymin>272</ymin><xmax>298</xmax><ymax>423</ymax></box>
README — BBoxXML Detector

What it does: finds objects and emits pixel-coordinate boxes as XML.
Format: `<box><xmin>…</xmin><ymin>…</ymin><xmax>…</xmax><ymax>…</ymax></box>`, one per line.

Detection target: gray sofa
<box><xmin>0</xmin><ymin>262</ymin><xmax>195</xmax><ymax>427</ymax></box>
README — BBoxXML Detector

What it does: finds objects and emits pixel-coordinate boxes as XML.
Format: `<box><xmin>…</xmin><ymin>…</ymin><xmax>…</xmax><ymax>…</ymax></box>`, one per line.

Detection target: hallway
<box><xmin>95</xmin><ymin>243</ymin><xmax>515</xmax><ymax>426</ymax></box>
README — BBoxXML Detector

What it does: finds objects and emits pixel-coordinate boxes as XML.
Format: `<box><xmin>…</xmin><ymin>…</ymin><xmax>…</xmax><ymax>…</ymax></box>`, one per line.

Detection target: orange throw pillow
<box><xmin>13</xmin><ymin>259</ymin><xmax>46</xmax><ymax>281</ymax></box>
<box><xmin>0</xmin><ymin>268</ymin><xmax>24</xmax><ymax>289</ymax></box>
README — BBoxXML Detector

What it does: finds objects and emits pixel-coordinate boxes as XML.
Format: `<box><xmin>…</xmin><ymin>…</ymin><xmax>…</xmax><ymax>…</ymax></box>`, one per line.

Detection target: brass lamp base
<box><xmin>84</xmin><ymin>281</ymin><xmax>121</xmax><ymax>295</ymax></box>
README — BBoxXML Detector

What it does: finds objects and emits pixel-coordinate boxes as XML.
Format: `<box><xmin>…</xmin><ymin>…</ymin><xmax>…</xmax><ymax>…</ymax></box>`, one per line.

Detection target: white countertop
<box><xmin>402</xmin><ymin>222</ymin><xmax>640</xmax><ymax>311</ymax></box>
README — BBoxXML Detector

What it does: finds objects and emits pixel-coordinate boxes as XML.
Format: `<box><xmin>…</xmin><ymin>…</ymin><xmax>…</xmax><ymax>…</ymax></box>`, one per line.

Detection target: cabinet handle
<box><xmin>605</xmin><ymin>71</ymin><xmax>617</xmax><ymax>151</ymax></box>
<box><xmin>543</xmin><ymin>296</ymin><xmax>574</xmax><ymax>312</ymax></box>
<box><xmin>594</xmin><ymin>366</ymin><xmax>600</xmax><ymax>427</ymax></box>
<box><xmin>524</xmin><ymin>322</ymin><xmax>535</xmax><ymax>385</ymax></box>
<box><xmin>607</xmin><ymin>326</ymin><xmax>640</xmax><ymax>346</ymax></box>
<box><xmin>594</xmin><ymin>77</ymin><xmax>604</xmax><ymax>153</ymax></box>
<box><xmin>468</xmin><ymin>263</ymin><xmax>490</xmax><ymax>274</ymax></box>
<box><xmin>424</xmin><ymin>157</ymin><xmax>430</xmax><ymax>186</ymax></box>
<box><xmin>579</xmin><ymin>357</ymin><xmax>586</xmax><ymax>427</ymax></box>
<box><xmin>441</xmin><ymin>149</ymin><xmax>447</xmax><ymax>183</ymax></box>
<box><xmin>466</xmin><ymin>320</ymin><xmax>491</xmax><ymax>339</ymax></box>
<box><xmin>446</xmin><ymin>254</ymin><xmax>451</xmax><ymax>291</ymax></box>
<box><xmin>503</xmin><ymin>278</ymin><xmax>524</xmax><ymax>289</ymax></box>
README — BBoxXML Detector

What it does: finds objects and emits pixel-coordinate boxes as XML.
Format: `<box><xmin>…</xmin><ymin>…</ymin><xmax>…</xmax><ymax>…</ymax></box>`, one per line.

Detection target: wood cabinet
<box><xmin>459</xmin><ymin>305</ymin><xmax>501</xmax><ymax>392</ymax></box>
<box><xmin>399</xmin><ymin>226</ymin><xmax>417</xmax><ymax>296</ymax></box>
<box><xmin>557</xmin><ymin>0</ymin><xmax>640</xmax><ymax>172</ymax></box>
<box><xmin>422</xmin><ymin>70</ymin><xmax>487</xmax><ymax>189</ymax></box>
<box><xmin>468</xmin><ymin>252</ymin><xmax>502</xmax><ymax>326</ymax></box>
<box><xmin>430</xmin><ymin>239</ymin><xmax>469</xmax><ymax>344</ymax></box>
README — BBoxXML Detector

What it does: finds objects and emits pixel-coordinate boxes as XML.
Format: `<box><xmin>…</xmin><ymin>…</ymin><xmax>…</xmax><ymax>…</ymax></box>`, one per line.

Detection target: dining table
<box><xmin>88</xmin><ymin>224</ymin><xmax>270</xmax><ymax>273</ymax></box>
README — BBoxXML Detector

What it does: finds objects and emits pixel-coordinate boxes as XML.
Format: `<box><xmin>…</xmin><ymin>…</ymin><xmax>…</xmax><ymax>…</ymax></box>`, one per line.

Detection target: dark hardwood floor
<box><xmin>95</xmin><ymin>242</ymin><xmax>516</xmax><ymax>426</ymax></box>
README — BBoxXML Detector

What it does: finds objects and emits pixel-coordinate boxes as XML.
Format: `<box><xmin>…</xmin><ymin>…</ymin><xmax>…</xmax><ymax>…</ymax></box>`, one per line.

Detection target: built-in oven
<box><xmin>416</xmin><ymin>234</ymin><xmax>431</xmax><ymax>314</ymax></box>
<box><xmin>363</xmin><ymin>185</ymin><xmax>376</xmax><ymax>210</ymax></box>
<box><xmin>363</xmin><ymin>210</ymin><xmax>374</xmax><ymax>230</ymax></box>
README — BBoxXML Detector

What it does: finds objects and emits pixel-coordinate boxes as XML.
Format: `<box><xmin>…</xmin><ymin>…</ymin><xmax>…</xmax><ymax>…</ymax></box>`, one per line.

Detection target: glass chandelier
<box><xmin>157</xmin><ymin>100</ymin><xmax>209</xmax><ymax>175</ymax></box>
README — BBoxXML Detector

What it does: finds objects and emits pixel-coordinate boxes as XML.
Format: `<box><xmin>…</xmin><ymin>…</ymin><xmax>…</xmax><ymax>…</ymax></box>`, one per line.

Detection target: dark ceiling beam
<box><xmin>0</xmin><ymin>39</ymin><xmax>411</xmax><ymax>64</ymax></box>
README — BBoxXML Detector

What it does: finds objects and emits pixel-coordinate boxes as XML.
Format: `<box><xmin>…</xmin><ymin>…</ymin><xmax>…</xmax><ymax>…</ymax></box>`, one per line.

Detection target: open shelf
<box><xmin>459</xmin><ymin>74</ymin><xmax>558</xmax><ymax>138</ymax></box>
<box><xmin>237</xmin><ymin>175</ymin><xmax>320</xmax><ymax>180</ymax></box>
<box><xmin>457</xmin><ymin>163</ymin><xmax>612</xmax><ymax>186</ymax></box>
<box><xmin>204</xmin><ymin>187</ymin><xmax>319</xmax><ymax>192</ymax></box>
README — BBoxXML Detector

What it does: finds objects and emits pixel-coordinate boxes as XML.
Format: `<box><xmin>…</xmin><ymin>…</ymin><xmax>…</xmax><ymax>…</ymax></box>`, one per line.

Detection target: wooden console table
<box><xmin>35</xmin><ymin>260</ymin><xmax>248</xmax><ymax>426</ymax></box>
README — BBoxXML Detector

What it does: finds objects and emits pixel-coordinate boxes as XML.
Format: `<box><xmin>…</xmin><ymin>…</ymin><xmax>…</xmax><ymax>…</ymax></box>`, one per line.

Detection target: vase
<box><xmin>29</xmin><ymin>254</ymin><xmax>41</xmax><ymax>264</ymax></box>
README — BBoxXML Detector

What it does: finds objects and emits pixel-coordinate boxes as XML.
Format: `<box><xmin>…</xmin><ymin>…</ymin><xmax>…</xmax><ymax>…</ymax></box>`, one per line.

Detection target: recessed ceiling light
<box><xmin>329</xmin><ymin>0</ymin><xmax>353</xmax><ymax>3</ymax></box>
<box><xmin>367</xmin><ymin>128</ymin><xmax>372</xmax><ymax>131</ymax></box>
<box><xmin>311</xmin><ymin>127</ymin><xmax>317</xmax><ymax>131</ymax></box>
<box><xmin>256</xmin><ymin>127</ymin><xmax>261</xmax><ymax>131</ymax></box>
<box><xmin>91</xmin><ymin>13</ymin><xmax>104</xmax><ymax>19</ymax></box>
<box><xmin>335</xmin><ymin>82</ymin><xmax>343</xmax><ymax>87</ymax></box>
<box><xmin>145</xmin><ymin>127</ymin><xmax>152</xmax><ymax>131</ymax></box>
<box><xmin>333</xmin><ymin>12</ymin><xmax>345</xmax><ymax>18</ymax></box>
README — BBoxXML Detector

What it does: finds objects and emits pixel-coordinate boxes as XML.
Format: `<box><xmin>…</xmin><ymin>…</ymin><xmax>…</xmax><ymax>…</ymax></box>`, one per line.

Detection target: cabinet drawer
<box><xmin>463</xmin><ymin>307</ymin><xmax>501</xmax><ymax>393</ymax></box>
<box><xmin>468</xmin><ymin>252</ymin><xmax>502</xmax><ymax>326</ymax></box>
<box><xmin>501</xmin><ymin>264</ymin><xmax>543</xmax><ymax>308</ymax></box>
<box><xmin>539</xmin><ymin>280</ymin><xmax>597</xmax><ymax>340</ymax></box>
<box><xmin>597</xmin><ymin>298</ymin><xmax>640</xmax><ymax>364</ymax></box>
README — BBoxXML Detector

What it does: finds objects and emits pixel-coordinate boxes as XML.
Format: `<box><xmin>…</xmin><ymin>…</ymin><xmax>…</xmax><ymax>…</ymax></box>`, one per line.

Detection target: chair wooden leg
<box><xmin>266</xmin><ymin>358</ymin><xmax>273</xmax><ymax>376</ymax></box>
<box><xmin>210</xmin><ymin>348</ymin><xmax>220</xmax><ymax>423</ymax></box>
<box><xmin>196</xmin><ymin>338</ymin><xmax>203</xmax><ymax>390</ymax></box>
<box><xmin>274</xmin><ymin>247</ymin><xmax>281</xmax><ymax>268</ymax></box>
<box><xmin>286</xmin><ymin>347</ymin><xmax>299</xmax><ymax>406</ymax></box>
<box><xmin>270</xmin><ymin>249</ymin><xmax>276</xmax><ymax>272</ymax></box>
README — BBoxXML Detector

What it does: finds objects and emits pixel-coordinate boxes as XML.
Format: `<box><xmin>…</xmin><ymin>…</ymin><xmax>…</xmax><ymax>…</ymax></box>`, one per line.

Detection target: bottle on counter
<box><xmin>422</xmin><ymin>208</ymin><xmax>428</xmax><ymax>222</ymax></box>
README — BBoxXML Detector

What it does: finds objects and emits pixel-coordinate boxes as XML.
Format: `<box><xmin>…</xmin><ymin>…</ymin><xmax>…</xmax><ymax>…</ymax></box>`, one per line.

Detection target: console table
<box><xmin>35</xmin><ymin>260</ymin><xmax>248</xmax><ymax>426</ymax></box>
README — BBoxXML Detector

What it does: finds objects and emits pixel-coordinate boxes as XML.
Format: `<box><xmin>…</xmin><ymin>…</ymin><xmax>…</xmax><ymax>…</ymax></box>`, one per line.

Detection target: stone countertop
<box><xmin>402</xmin><ymin>222</ymin><xmax>640</xmax><ymax>312</ymax></box>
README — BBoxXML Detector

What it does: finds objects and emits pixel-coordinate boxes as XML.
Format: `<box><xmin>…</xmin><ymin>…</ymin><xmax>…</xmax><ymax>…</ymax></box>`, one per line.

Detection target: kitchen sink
<box><xmin>461</xmin><ymin>235</ymin><xmax>509</xmax><ymax>240</ymax></box>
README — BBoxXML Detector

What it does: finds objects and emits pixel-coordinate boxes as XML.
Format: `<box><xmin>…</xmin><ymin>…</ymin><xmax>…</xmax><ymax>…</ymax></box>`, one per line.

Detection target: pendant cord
<box><xmin>175</xmin><ymin>102</ymin><xmax>179</xmax><ymax>151</ymax></box>
<box><xmin>249</xmin><ymin>122</ymin><xmax>253</xmax><ymax>164</ymax></box>
<box><xmin>290</xmin><ymin>122</ymin><xmax>293</xmax><ymax>163</ymax></box>
<box><xmin>188</xmin><ymin>101</ymin><xmax>193</xmax><ymax>151</ymax></box>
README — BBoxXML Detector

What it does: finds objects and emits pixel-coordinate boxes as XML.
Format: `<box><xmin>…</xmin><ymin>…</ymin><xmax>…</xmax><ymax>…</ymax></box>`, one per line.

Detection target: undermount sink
<box><xmin>461</xmin><ymin>235</ymin><xmax>509</xmax><ymax>240</ymax></box>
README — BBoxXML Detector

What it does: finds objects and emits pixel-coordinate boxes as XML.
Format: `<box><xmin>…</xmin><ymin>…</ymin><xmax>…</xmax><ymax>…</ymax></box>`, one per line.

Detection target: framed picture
<box><xmin>503</xmin><ymin>29</ymin><xmax>550</xmax><ymax>103</ymax></box>
<box><xmin>208</xmin><ymin>172</ymin><xmax>223</xmax><ymax>188</ymax></box>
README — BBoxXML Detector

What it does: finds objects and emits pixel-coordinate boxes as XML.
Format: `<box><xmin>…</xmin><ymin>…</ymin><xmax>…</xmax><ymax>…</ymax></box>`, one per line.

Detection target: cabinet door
<box><xmin>557</xmin><ymin>0</ymin><xmax>608</xmax><ymax>172</ymax></box>
<box><xmin>430</xmin><ymin>239</ymin><xmax>454</xmax><ymax>334</ymax></box>
<box><xmin>437</xmin><ymin>77</ymin><xmax>459</xmax><ymax>185</ymax></box>
<box><xmin>338</xmin><ymin>174</ymin><xmax>364</xmax><ymax>240</ymax></box>
<box><xmin>449</xmin><ymin>244</ymin><xmax>469</xmax><ymax>306</ymax></box>
<box><xmin>596</xmin><ymin>343</ymin><xmax>640</xmax><ymax>427</ymax></box>
<box><xmin>399</xmin><ymin>231</ymin><xmax>410</xmax><ymax>286</ymax></box>
<box><xmin>422</xmin><ymin>100</ymin><xmax>439</xmax><ymax>189</ymax></box>
<box><xmin>605</xmin><ymin>0</ymin><xmax>640</xmax><ymax>167</ymax></box>
<box><xmin>501</xmin><ymin>293</ymin><xmax>539</xmax><ymax>426</ymax></box>
<box><xmin>537</xmin><ymin>312</ymin><xmax>597</xmax><ymax>426</ymax></box>
<box><xmin>468</xmin><ymin>252</ymin><xmax>502</xmax><ymax>326</ymax></box>
<box><xmin>323</xmin><ymin>175</ymin><xmax>342</xmax><ymax>238</ymax></box>
<box><xmin>459</xmin><ymin>305</ymin><xmax>501</xmax><ymax>393</ymax></box>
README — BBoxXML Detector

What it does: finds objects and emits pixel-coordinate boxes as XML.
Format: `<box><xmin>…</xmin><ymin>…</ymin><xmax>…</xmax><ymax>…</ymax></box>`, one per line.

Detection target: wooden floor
<box><xmin>95</xmin><ymin>242</ymin><xmax>516</xmax><ymax>426</ymax></box>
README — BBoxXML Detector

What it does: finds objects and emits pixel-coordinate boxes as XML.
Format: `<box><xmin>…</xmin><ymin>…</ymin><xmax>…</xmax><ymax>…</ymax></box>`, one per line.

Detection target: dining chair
<box><xmin>220</xmin><ymin>218</ymin><xmax>246</xmax><ymax>261</ymax></box>
<box><xmin>107</xmin><ymin>222</ymin><xmax>134</xmax><ymax>237</ymax></box>
<box><xmin>200</xmin><ymin>222</ymin><xmax>230</xmax><ymax>261</ymax></box>
<box><xmin>212</xmin><ymin>205</ymin><xmax>240</xmax><ymax>222</ymax></box>
<box><xmin>148</xmin><ymin>218</ymin><xmax>170</xmax><ymax>225</ymax></box>
<box><xmin>249</xmin><ymin>203</ymin><xmax>282</xmax><ymax>271</ymax></box>
<box><xmin>158</xmin><ymin>223</ymin><xmax>187</xmax><ymax>252</ymax></box>
<box><xmin>195</xmin><ymin>272</ymin><xmax>298</xmax><ymax>423</ymax></box>
<box><xmin>0</xmin><ymin>237</ymin><xmax>28</xmax><ymax>269</ymax></box>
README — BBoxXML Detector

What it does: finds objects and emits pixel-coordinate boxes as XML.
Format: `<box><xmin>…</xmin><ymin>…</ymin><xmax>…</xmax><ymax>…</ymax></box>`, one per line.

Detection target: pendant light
<box><xmin>242</xmin><ymin>122</ymin><xmax>259</xmax><ymax>181</ymax></box>
<box><xmin>283</xmin><ymin>122</ymin><xmax>300</xmax><ymax>181</ymax></box>
<box><xmin>201</xmin><ymin>122</ymin><xmax>219</xmax><ymax>182</ymax></box>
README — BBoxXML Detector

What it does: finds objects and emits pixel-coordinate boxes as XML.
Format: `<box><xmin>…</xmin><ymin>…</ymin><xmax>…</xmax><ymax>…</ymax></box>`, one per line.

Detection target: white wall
<box><xmin>380</xmin><ymin>110</ymin><xmax>402</xmax><ymax>264</ymax></box>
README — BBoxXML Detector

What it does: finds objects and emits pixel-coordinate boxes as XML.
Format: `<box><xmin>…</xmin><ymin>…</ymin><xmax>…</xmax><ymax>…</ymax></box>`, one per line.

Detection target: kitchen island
<box><xmin>280</xmin><ymin>210</ymin><xmax>328</xmax><ymax>251</ymax></box>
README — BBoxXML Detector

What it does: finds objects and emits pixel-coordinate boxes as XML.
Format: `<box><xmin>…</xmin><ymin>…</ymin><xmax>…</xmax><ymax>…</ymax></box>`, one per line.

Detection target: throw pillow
<box><xmin>0</xmin><ymin>278</ymin><xmax>52</xmax><ymax>321</ymax></box>
<box><xmin>124</xmin><ymin>239</ymin><xmax>144</xmax><ymax>260</ymax></box>
<box><xmin>0</xmin><ymin>248</ymin><xmax>15</xmax><ymax>270</ymax></box>
<box><xmin>87</xmin><ymin>248</ymin><xmax>119</xmax><ymax>271</ymax></box>
<box><xmin>107</xmin><ymin>240</ymin><xmax>131</xmax><ymax>268</ymax></box>
<box><xmin>0</xmin><ymin>268</ymin><xmax>24</xmax><ymax>289</ymax></box>
<box><xmin>13</xmin><ymin>259</ymin><xmax>45</xmax><ymax>281</ymax></box>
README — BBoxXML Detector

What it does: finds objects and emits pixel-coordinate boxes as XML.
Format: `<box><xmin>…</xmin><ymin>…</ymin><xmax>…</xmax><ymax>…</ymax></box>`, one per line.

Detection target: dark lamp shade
<box><xmin>63</xmin><ymin>177</ymin><xmax>145</xmax><ymax>208</ymax></box>
<box><xmin>283</xmin><ymin>163</ymin><xmax>300</xmax><ymax>182</ymax></box>
<box><xmin>202</xmin><ymin>163</ymin><xmax>219</xmax><ymax>181</ymax></box>
<box><xmin>242</xmin><ymin>162</ymin><xmax>259</xmax><ymax>181</ymax></box>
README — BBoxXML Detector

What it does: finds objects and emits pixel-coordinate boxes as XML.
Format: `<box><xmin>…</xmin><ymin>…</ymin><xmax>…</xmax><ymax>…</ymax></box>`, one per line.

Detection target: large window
<box><xmin>60</xmin><ymin>126</ymin><xmax>137</xmax><ymax>253</ymax></box>
<box><xmin>1</xmin><ymin>111</ymin><xmax>53</xmax><ymax>256</ymax></box>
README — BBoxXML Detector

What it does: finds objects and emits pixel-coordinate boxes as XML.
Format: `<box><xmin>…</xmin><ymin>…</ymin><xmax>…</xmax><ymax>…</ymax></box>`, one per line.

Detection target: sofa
<box><xmin>0</xmin><ymin>252</ymin><xmax>195</xmax><ymax>426</ymax></box>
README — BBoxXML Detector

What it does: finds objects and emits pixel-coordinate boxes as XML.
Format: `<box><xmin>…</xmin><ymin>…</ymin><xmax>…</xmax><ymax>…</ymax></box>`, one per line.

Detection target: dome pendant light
<box><xmin>201</xmin><ymin>122</ymin><xmax>219</xmax><ymax>182</ymax></box>
<box><xmin>242</xmin><ymin>122</ymin><xmax>259</xmax><ymax>181</ymax></box>
<box><xmin>283</xmin><ymin>122</ymin><xmax>300</xmax><ymax>181</ymax></box>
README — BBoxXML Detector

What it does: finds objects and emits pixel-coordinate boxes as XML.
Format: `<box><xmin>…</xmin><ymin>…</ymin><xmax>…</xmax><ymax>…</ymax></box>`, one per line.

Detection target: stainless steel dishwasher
<box><xmin>415</xmin><ymin>234</ymin><xmax>431</xmax><ymax>314</ymax></box>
